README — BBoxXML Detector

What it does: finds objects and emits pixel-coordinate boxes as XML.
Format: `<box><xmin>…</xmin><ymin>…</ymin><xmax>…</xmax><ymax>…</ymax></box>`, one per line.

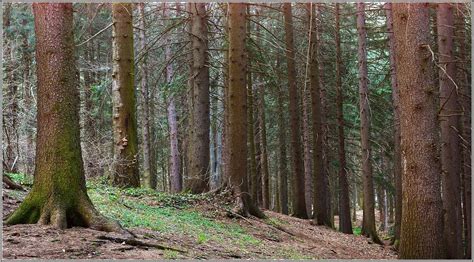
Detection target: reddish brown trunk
<box><xmin>393</xmin><ymin>3</ymin><xmax>445</xmax><ymax>258</ymax></box>
<box><xmin>437</xmin><ymin>3</ymin><xmax>463</xmax><ymax>258</ymax></box>
<box><xmin>227</xmin><ymin>3</ymin><xmax>264</xmax><ymax>218</ymax></box>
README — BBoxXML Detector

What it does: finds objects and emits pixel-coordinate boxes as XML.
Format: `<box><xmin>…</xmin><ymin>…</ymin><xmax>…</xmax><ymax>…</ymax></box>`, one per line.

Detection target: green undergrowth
<box><xmin>86</xmin><ymin>179</ymin><xmax>262</xmax><ymax>249</ymax></box>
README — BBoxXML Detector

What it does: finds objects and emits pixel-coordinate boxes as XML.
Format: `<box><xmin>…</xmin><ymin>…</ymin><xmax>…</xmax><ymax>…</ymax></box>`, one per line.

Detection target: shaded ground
<box><xmin>3</xmin><ymin>176</ymin><xmax>397</xmax><ymax>259</ymax></box>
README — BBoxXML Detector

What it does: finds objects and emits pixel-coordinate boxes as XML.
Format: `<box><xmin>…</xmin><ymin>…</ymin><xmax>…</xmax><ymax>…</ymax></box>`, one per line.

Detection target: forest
<box><xmin>1</xmin><ymin>2</ymin><xmax>472</xmax><ymax>260</ymax></box>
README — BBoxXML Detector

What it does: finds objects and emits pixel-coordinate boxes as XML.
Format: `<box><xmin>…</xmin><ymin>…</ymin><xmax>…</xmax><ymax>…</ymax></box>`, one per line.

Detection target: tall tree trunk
<box><xmin>356</xmin><ymin>3</ymin><xmax>381</xmax><ymax>244</ymax></box>
<box><xmin>247</xmin><ymin>71</ymin><xmax>258</xmax><ymax>202</ymax></box>
<box><xmin>384</xmin><ymin>2</ymin><xmax>402</xmax><ymax>248</ymax></box>
<box><xmin>455</xmin><ymin>4</ymin><xmax>471</xmax><ymax>258</ymax></box>
<box><xmin>393</xmin><ymin>3</ymin><xmax>445</xmax><ymax>258</ymax></box>
<box><xmin>186</xmin><ymin>3</ymin><xmax>210</xmax><ymax>193</ymax></box>
<box><xmin>3</xmin><ymin>2</ymin><xmax>19</xmax><ymax>174</ymax></box>
<box><xmin>335</xmin><ymin>3</ymin><xmax>352</xmax><ymax>234</ymax></box>
<box><xmin>437</xmin><ymin>3</ymin><xmax>463</xmax><ymax>258</ymax></box>
<box><xmin>111</xmin><ymin>3</ymin><xmax>140</xmax><ymax>188</ymax></box>
<box><xmin>307</xmin><ymin>3</ymin><xmax>329</xmax><ymax>226</ymax></box>
<box><xmin>283</xmin><ymin>3</ymin><xmax>307</xmax><ymax>219</ymax></box>
<box><xmin>276</xmin><ymin>55</ymin><xmax>289</xmax><ymax>215</ymax></box>
<box><xmin>5</xmin><ymin>4</ymin><xmax>123</xmax><ymax>233</ymax></box>
<box><xmin>258</xmin><ymin>80</ymin><xmax>270</xmax><ymax>210</ymax></box>
<box><xmin>138</xmin><ymin>3</ymin><xmax>155</xmax><ymax>189</ymax></box>
<box><xmin>227</xmin><ymin>3</ymin><xmax>265</xmax><ymax>218</ymax></box>
<box><xmin>302</xmin><ymin>4</ymin><xmax>314</xmax><ymax>216</ymax></box>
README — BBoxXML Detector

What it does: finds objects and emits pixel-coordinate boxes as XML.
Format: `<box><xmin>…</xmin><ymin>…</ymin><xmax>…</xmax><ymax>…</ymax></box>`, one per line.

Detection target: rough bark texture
<box><xmin>283</xmin><ymin>3</ymin><xmax>307</xmax><ymax>219</ymax></box>
<box><xmin>393</xmin><ymin>3</ymin><xmax>445</xmax><ymax>258</ymax></box>
<box><xmin>138</xmin><ymin>3</ymin><xmax>155</xmax><ymax>189</ymax></box>
<box><xmin>186</xmin><ymin>3</ymin><xmax>210</xmax><ymax>193</ymax></box>
<box><xmin>384</xmin><ymin>2</ymin><xmax>402</xmax><ymax>248</ymax></box>
<box><xmin>6</xmin><ymin>3</ymin><xmax>123</xmax><ymax>233</ymax></box>
<box><xmin>227</xmin><ymin>3</ymin><xmax>265</xmax><ymax>218</ymax></box>
<box><xmin>111</xmin><ymin>3</ymin><xmax>140</xmax><ymax>188</ymax></box>
<box><xmin>437</xmin><ymin>3</ymin><xmax>463</xmax><ymax>258</ymax></box>
<box><xmin>307</xmin><ymin>3</ymin><xmax>329</xmax><ymax>226</ymax></box>
<box><xmin>335</xmin><ymin>3</ymin><xmax>352</xmax><ymax>235</ymax></box>
<box><xmin>356</xmin><ymin>3</ymin><xmax>381</xmax><ymax>244</ymax></box>
<box><xmin>455</xmin><ymin>4</ymin><xmax>471</xmax><ymax>258</ymax></box>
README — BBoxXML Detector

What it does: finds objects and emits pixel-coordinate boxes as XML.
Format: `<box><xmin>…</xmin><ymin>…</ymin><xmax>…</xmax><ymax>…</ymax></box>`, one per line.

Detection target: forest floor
<box><xmin>3</xmin><ymin>175</ymin><xmax>397</xmax><ymax>259</ymax></box>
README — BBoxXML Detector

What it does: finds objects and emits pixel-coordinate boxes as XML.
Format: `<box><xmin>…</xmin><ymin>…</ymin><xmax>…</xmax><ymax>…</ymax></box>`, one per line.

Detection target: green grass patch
<box><xmin>5</xmin><ymin>172</ymin><xmax>32</xmax><ymax>185</ymax></box>
<box><xmin>86</xmin><ymin>179</ymin><xmax>261</xmax><ymax>249</ymax></box>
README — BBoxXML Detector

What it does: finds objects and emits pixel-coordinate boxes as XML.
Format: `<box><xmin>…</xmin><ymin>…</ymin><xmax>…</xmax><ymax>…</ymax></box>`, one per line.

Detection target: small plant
<box><xmin>197</xmin><ymin>233</ymin><xmax>208</xmax><ymax>244</ymax></box>
<box><xmin>353</xmin><ymin>226</ymin><xmax>362</xmax><ymax>236</ymax></box>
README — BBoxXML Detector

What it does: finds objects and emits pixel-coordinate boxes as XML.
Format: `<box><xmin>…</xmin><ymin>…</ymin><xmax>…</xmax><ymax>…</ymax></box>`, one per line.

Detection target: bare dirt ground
<box><xmin>3</xmin><ymin>187</ymin><xmax>397</xmax><ymax>259</ymax></box>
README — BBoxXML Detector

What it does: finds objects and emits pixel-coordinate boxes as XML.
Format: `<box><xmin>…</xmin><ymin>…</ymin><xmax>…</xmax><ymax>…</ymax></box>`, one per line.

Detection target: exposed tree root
<box><xmin>3</xmin><ymin>175</ymin><xmax>25</xmax><ymax>191</ymax></box>
<box><xmin>5</xmin><ymin>192</ymin><xmax>133</xmax><ymax>237</ymax></box>
<box><xmin>97</xmin><ymin>235</ymin><xmax>186</xmax><ymax>253</ymax></box>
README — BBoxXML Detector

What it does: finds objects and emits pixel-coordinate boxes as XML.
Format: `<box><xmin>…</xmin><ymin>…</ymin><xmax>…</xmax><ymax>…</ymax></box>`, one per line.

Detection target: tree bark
<box><xmin>185</xmin><ymin>3</ymin><xmax>210</xmax><ymax>193</ymax></box>
<box><xmin>356</xmin><ymin>2</ymin><xmax>381</xmax><ymax>244</ymax></box>
<box><xmin>384</xmin><ymin>2</ymin><xmax>402</xmax><ymax>248</ymax></box>
<box><xmin>227</xmin><ymin>3</ymin><xmax>265</xmax><ymax>218</ymax></box>
<box><xmin>335</xmin><ymin>3</ymin><xmax>352</xmax><ymax>235</ymax></box>
<box><xmin>6</xmin><ymin>3</ymin><xmax>123</xmax><ymax>233</ymax></box>
<box><xmin>455</xmin><ymin>4</ymin><xmax>471</xmax><ymax>258</ymax></box>
<box><xmin>137</xmin><ymin>3</ymin><xmax>155</xmax><ymax>189</ymax></box>
<box><xmin>393</xmin><ymin>3</ymin><xmax>445</xmax><ymax>258</ymax></box>
<box><xmin>437</xmin><ymin>3</ymin><xmax>463</xmax><ymax>258</ymax></box>
<box><xmin>306</xmin><ymin>3</ymin><xmax>330</xmax><ymax>226</ymax></box>
<box><xmin>111</xmin><ymin>3</ymin><xmax>140</xmax><ymax>188</ymax></box>
<box><xmin>283</xmin><ymin>3</ymin><xmax>307</xmax><ymax>219</ymax></box>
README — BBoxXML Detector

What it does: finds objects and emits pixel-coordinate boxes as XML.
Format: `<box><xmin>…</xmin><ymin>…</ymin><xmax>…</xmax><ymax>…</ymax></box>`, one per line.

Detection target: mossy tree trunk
<box><xmin>227</xmin><ymin>3</ymin><xmax>265</xmax><ymax>218</ymax></box>
<box><xmin>111</xmin><ymin>3</ymin><xmax>140</xmax><ymax>188</ymax></box>
<box><xmin>6</xmin><ymin>3</ymin><xmax>123</xmax><ymax>232</ymax></box>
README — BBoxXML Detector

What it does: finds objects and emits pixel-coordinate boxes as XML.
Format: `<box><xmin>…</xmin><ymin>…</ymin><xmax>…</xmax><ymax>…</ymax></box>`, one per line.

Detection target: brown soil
<box><xmin>2</xmin><ymin>187</ymin><xmax>397</xmax><ymax>259</ymax></box>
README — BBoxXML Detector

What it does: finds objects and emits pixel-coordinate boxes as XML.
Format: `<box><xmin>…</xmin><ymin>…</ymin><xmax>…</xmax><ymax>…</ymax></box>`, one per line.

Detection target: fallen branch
<box><xmin>97</xmin><ymin>235</ymin><xmax>186</xmax><ymax>253</ymax></box>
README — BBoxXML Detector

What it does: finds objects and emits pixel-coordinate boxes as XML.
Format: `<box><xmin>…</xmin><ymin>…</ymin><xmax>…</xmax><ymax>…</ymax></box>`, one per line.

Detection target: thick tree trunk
<box><xmin>356</xmin><ymin>3</ymin><xmax>381</xmax><ymax>244</ymax></box>
<box><xmin>335</xmin><ymin>3</ymin><xmax>352</xmax><ymax>235</ymax></box>
<box><xmin>6</xmin><ymin>4</ymin><xmax>123</xmax><ymax>233</ymax></box>
<box><xmin>138</xmin><ymin>3</ymin><xmax>155</xmax><ymax>189</ymax></box>
<box><xmin>393</xmin><ymin>3</ymin><xmax>445</xmax><ymax>258</ymax></box>
<box><xmin>384</xmin><ymin>2</ymin><xmax>402</xmax><ymax>248</ymax></box>
<box><xmin>185</xmin><ymin>3</ymin><xmax>210</xmax><ymax>193</ymax></box>
<box><xmin>283</xmin><ymin>3</ymin><xmax>307</xmax><ymax>219</ymax></box>
<box><xmin>437</xmin><ymin>3</ymin><xmax>463</xmax><ymax>258</ymax></box>
<box><xmin>111</xmin><ymin>3</ymin><xmax>140</xmax><ymax>188</ymax></box>
<box><xmin>227</xmin><ymin>3</ymin><xmax>265</xmax><ymax>218</ymax></box>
